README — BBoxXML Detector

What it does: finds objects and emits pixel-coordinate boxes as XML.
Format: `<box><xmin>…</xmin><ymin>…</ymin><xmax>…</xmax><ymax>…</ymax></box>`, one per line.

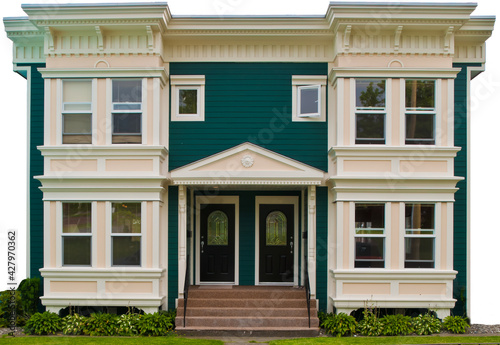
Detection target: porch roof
<box><xmin>169</xmin><ymin>142</ymin><xmax>326</xmax><ymax>186</ymax></box>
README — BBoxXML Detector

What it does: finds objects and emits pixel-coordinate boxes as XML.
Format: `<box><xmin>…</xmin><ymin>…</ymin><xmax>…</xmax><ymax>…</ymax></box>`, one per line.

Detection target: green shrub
<box><xmin>380</xmin><ymin>314</ymin><xmax>414</xmax><ymax>336</ymax></box>
<box><xmin>443</xmin><ymin>315</ymin><xmax>470</xmax><ymax>334</ymax></box>
<box><xmin>116</xmin><ymin>313</ymin><xmax>141</xmax><ymax>336</ymax></box>
<box><xmin>84</xmin><ymin>313</ymin><xmax>119</xmax><ymax>336</ymax></box>
<box><xmin>160</xmin><ymin>309</ymin><xmax>177</xmax><ymax>328</ymax></box>
<box><xmin>357</xmin><ymin>308</ymin><xmax>383</xmax><ymax>336</ymax></box>
<box><xmin>24</xmin><ymin>312</ymin><xmax>62</xmax><ymax>335</ymax></box>
<box><xmin>137</xmin><ymin>312</ymin><xmax>173</xmax><ymax>336</ymax></box>
<box><xmin>0</xmin><ymin>290</ymin><xmax>25</xmax><ymax>326</ymax></box>
<box><xmin>62</xmin><ymin>313</ymin><xmax>87</xmax><ymax>335</ymax></box>
<box><xmin>317</xmin><ymin>311</ymin><xmax>332</xmax><ymax>325</ymax></box>
<box><xmin>17</xmin><ymin>277</ymin><xmax>40</xmax><ymax>317</ymax></box>
<box><xmin>321</xmin><ymin>312</ymin><xmax>357</xmax><ymax>337</ymax></box>
<box><xmin>412</xmin><ymin>313</ymin><xmax>442</xmax><ymax>335</ymax></box>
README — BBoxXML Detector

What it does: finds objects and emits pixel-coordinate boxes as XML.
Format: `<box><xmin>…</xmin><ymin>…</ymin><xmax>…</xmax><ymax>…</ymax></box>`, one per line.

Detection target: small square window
<box><xmin>171</xmin><ymin>76</ymin><xmax>205</xmax><ymax>121</ymax></box>
<box><xmin>298</xmin><ymin>85</ymin><xmax>321</xmax><ymax>117</ymax></box>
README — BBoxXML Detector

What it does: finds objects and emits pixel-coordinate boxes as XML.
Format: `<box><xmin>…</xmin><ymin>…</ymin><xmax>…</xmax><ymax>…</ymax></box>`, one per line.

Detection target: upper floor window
<box><xmin>62</xmin><ymin>202</ymin><xmax>92</xmax><ymax>266</ymax></box>
<box><xmin>405</xmin><ymin>80</ymin><xmax>435</xmax><ymax>145</ymax></box>
<box><xmin>171</xmin><ymin>75</ymin><xmax>205</xmax><ymax>122</ymax></box>
<box><xmin>292</xmin><ymin>76</ymin><xmax>327</xmax><ymax>122</ymax></box>
<box><xmin>62</xmin><ymin>80</ymin><xmax>92</xmax><ymax>144</ymax></box>
<box><xmin>111</xmin><ymin>202</ymin><xmax>141</xmax><ymax>266</ymax></box>
<box><xmin>112</xmin><ymin>79</ymin><xmax>142</xmax><ymax>144</ymax></box>
<box><xmin>355</xmin><ymin>79</ymin><xmax>386</xmax><ymax>144</ymax></box>
<box><xmin>405</xmin><ymin>204</ymin><xmax>435</xmax><ymax>268</ymax></box>
<box><xmin>355</xmin><ymin>204</ymin><xmax>385</xmax><ymax>268</ymax></box>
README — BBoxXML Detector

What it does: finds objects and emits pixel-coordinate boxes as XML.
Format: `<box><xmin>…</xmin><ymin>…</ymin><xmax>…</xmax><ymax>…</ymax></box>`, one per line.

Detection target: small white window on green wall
<box><xmin>62</xmin><ymin>80</ymin><xmax>92</xmax><ymax>144</ymax></box>
<box><xmin>171</xmin><ymin>75</ymin><xmax>205</xmax><ymax>121</ymax></box>
<box><xmin>292</xmin><ymin>76</ymin><xmax>327</xmax><ymax>122</ymax></box>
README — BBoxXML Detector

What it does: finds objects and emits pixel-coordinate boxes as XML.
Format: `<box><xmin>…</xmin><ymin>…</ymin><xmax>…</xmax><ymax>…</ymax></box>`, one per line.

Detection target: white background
<box><xmin>0</xmin><ymin>0</ymin><xmax>498</xmax><ymax>324</ymax></box>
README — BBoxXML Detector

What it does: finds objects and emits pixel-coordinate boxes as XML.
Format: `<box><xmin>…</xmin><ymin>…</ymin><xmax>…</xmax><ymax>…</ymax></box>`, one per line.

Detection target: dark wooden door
<box><xmin>259</xmin><ymin>204</ymin><xmax>294</xmax><ymax>283</ymax></box>
<box><xmin>200</xmin><ymin>204</ymin><xmax>235</xmax><ymax>282</ymax></box>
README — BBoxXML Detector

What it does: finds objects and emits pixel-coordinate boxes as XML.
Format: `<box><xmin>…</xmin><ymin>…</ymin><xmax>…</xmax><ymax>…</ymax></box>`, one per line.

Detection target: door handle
<box><xmin>201</xmin><ymin>240</ymin><xmax>204</xmax><ymax>254</ymax></box>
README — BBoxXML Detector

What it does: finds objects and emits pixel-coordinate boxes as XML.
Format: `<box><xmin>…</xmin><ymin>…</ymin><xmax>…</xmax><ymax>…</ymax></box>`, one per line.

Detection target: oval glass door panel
<box><xmin>207</xmin><ymin>210</ymin><xmax>228</xmax><ymax>246</ymax></box>
<box><xmin>266</xmin><ymin>211</ymin><xmax>287</xmax><ymax>246</ymax></box>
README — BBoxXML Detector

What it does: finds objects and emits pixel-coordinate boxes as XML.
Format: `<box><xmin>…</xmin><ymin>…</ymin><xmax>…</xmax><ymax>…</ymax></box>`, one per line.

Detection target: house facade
<box><xmin>4</xmin><ymin>2</ymin><xmax>493</xmax><ymax>321</ymax></box>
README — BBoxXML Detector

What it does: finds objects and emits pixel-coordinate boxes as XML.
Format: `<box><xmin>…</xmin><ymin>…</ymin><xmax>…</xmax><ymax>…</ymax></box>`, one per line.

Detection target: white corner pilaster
<box><xmin>307</xmin><ymin>185</ymin><xmax>317</xmax><ymax>299</ymax></box>
<box><xmin>178</xmin><ymin>185</ymin><xmax>187</xmax><ymax>298</ymax></box>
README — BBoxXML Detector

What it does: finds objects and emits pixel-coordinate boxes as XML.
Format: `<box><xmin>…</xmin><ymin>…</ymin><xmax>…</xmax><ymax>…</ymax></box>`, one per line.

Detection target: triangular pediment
<box><xmin>170</xmin><ymin>142</ymin><xmax>325</xmax><ymax>186</ymax></box>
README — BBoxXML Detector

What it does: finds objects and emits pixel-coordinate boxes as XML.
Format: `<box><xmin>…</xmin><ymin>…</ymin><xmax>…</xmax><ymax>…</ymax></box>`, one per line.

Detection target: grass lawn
<box><xmin>269</xmin><ymin>335</ymin><xmax>500</xmax><ymax>345</ymax></box>
<box><xmin>0</xmin><ymin>336</ymin><xmax>223</xmax><ymax>345</ymax></box>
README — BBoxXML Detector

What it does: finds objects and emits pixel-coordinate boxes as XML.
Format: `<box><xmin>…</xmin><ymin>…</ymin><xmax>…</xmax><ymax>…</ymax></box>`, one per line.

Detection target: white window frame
<box><xmin>111</xmin><ymin>202</ymin><xmax>142</xmax><ymax>267</ymax></box>
<box><xmin>292</xmin><ymin>76</ymin><xmax>327</xmax><ymax>122</ymax></box>
<box><xmin>404</xmin><ymin>203</ymin><xmax>436</xmax><ymax>269</ymax></box>
<box><xmin>354</xmin><ymin>78</ymin><xmax>387</xmax><ymax>145</ymax></box>
<box><xmin>111</xmin><ymin>79</ymin><xmax>144</xmax><ymax>144</ymax></box>
<box><xmin>354</xmin><ymin>203</ymin><xmax>386</xmax><ymax>268</ymax></box>
<box><xmin>404</xmin><ymin>79</ymin><xmax>436</xmax><ymax>145</ymax></box>
<box><xmin>61</xmin><ymin>202</ymin><xmax>92</xmax><ymax>267</ymax></box>
<box><xmin>61</xmin><ymin>79</ymin><xmax>93</xmax><ymax>144</ymax></box>
<box><xmin>171</xmin><ymin>75</ymin><xmax>205</xmax><ymax>122</ymax></box>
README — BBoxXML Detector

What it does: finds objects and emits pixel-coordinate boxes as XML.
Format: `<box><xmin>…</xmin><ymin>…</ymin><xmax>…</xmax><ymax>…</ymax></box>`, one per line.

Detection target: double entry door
<box><xmin>197</xmin><ymin>199</ymin><xmax>296</xmax><ymax>284</ymax></box>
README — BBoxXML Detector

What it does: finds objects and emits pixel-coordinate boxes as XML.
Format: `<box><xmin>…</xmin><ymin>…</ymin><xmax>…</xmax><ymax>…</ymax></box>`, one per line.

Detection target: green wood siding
<box><xmin>316</xmin><ymin>187</ymin><xmax>328</xmax><ymax>311</ymax></box>
<box><xmin>167</xmin><ymin>186</ymin><xmax>178</xmax><ymax>310</ymax></box>
<box><xmin>19</xmin><ymin>63</ymin><xmax>45</xmax><ymax>280</ymax></box>
<box><xmin>169</xmin><ymin>63</ymin><xmax>328</xmax><ymax>171</ymax></box>
<box><xmin>452</xmin><ymin>63</ymin><xmax>481</xmax><ymax>316</ymax></box>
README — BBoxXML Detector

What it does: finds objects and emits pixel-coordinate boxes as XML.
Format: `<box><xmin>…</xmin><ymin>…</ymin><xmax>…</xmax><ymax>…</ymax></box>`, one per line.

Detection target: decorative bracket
<box><xmin>444</xmin><ymin>26</ymin><xmax>454</xmax><ymax>52</ymax></box>
<box><xmin>394</xmin><ymin>25</ymin><xmax>403</xmax><ymax>52</ymax></box>
<box><xmin>95</xmin><ymin>26</ymin><xmax>104</xmax><ymax>51</ymax></box>
<box><xmin>44</xmin><ymin>27</ymin><xmax>54</xmax><ymax>53</ymax></box>
<box><xmin>343</xmin><ymin>25</ymin><xmax>352</xmax><ymax>51</ymax></box>
<box><xmin>146</xmin><ymin>25</ymin><xmax>154</xmax><ymax>51</ymax></box>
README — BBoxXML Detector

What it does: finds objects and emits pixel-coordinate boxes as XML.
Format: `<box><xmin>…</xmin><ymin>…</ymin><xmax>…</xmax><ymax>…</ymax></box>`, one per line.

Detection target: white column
<box><xmin>178</xmin><ymin>185</ymin><xmax>187</xmax><ymax>298</ymax></box>
<box><xmin>307</xmin><ymin>185</ymin><xmax>317</xmax><ymax>299</ymax></box>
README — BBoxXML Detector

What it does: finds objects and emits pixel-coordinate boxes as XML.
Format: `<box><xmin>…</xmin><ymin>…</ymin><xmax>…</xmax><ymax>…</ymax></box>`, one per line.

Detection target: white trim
<box><xmin>44</xmin><ymin>78</ymin><xmax>51</xmax><ymax>146</ymax></box>
<box><xmin>349</xmin><ymin>78</ymin><xmax>355</xmax><ymax>145</ymax></box>
<box><xmin>436</xmin><ymin>79</ymin><xmax>442</xmax><ymax>146</ymax></box>
<box><xmin>385</xmin><ymin>202</ymin><xmax>391</xmax><ymax>268</ymax></box>
<box><xmin>399</xmin><ymin>78</ymin><xmax>406</xmax><ymax>146</ymax></box>
<box><xmin>152</xmin><ymin>201</ymin><xmax>160</xmax><ymax>268</ymax></box>
<box><xmin>14</xmin><ymin>65</ymin><xmax>33</xmax><ymax>278</ymax></box>
<box><xmin>152</xmin><ymin>78</ymin><xmax>160</xmax><ymax>146</ymax></box>
<box><xmin>329</xmin><ymin>68</ymin><xmax>461</xmax><ymax>84</ymax></box>
<box><xmin>386</xmin><ymin>78</ymin><xmax>392</xmax><ymax>145</ymax></box>
<box><xmin>307</xmin><ymin>186</ymin><xmax>317</xmax><ymax>298</ymax></box>
<box><xmin>447</xmin><ymin>79</ymin><xmax>454</xmax><ymax>146</ymax></box>
<box><xmin>141</xmin><ymin>201</ymin><xmax>147</xmax><ymax>268</ymax></box>
<box><xmin>435</xmin><ymin>202</ymin><xmax>442</xmax><ymax>270</ymax></box>
<box><xmin>255</xmin><ymin>196</ymin><xmax>299</xmax><ymax>286</ymax></box>
<box><xmin>91</xmin><ymin>201</ymin><xmax>97</xmax><ymax>268</ymax></box>
<box><xmin>170</xmin><ymin>75</ymin><xmax>205</xmax><ymax>122</ymax></box>
<box><xmin>43</xmin><ymin>201</ymin><xmax>51</xmax><ymax>268</ymax></box>
<box><xmin>105</xmin><ymin>78</ymin><xmax>112</xmax><ymax>145</ymax></box>
<box><xmin>39</xmin><ymin>68</ymin><xmax>168</xmax><ymax>86</ymax></box>
<box><xmin>55</xmin><ymin>201</ymin><xmax>62</xmax><ymax>267</ymax></box>
<box><xmin>336</xmin><ymin>202</ymin><xmax>344</xmax><ymax>270</ymax></box>
<box><xmin>195</xmin><ymin>195</ymin><xmax>239</xmax><ymax>285</ymax></box>
<box><xmin>399</xmin><ymin>202</ymin><xmax>405</xmax><ymax>269</ymax></box>
<box><xmin>141</xmin><ymin>78</ymin><xmax>147</xmax><ymax>145</ymax></box>
<box><xmin>55</xmin><ymin>79</ymin><xmax>62</xmax><ymax>145</ymax></box>
<box><xmin>447</xmin><ymin>202</ymin><xmax>454</xmax><ymax>270</ymax></box>
<box><xmin>105</xmin><ymin>202</ymin><xmax>111</xmax><ymax>267</ymax></box>
<box><xmin>348</xmin><ymin>201</ymin><xmax>355</xmax><ymax>269</ymax></box>
<box><xmin>337</xmin><ymin>78</ymin><xmax>344</xmax><ymax>146</ymax></box>
<box><xmin>91</xmin><ymin>79</ymin><xmax>98</xmax><ymax>145</ymax></box>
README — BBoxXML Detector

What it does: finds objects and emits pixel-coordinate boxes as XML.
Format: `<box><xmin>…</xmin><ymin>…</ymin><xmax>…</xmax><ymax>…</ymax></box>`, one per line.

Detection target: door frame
<box><xmin>255</xmin><ymin>196</ymin><xmax>299</xmax><ymax>286</ymax></box>
<box><xmin>195</xmin><ymin>195</ymin><xmax>239</xmax><ymax>285</ymax></box>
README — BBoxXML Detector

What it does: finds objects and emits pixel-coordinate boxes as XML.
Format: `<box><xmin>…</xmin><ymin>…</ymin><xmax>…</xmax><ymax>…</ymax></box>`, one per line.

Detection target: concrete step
<box><xmin>176</xmin><ymin>316</ymin><xmax>320</xmax><ymax>328</ymax></box>
<box><xmin>177</xmin><ymin>306</ymin><xmax>317</xmax><ymax>317</ymax></box>
<box><xmin>175</xmin><ymin>327</ymin><xmax>320</xmax><ymax>337</ymax></box>
<box><xmin>188</xmin><ymin>288</ymin><xmax>306</xmax><ymax>299</ymax></box>
<box><xmin>178</xmin><ymin>298</ymin><xmax>308</xmax><ymax>308</ymax></box>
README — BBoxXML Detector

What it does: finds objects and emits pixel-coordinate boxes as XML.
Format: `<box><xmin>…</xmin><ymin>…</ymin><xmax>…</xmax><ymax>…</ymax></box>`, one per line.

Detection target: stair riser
<box><xmin>180</xmin><ymin>299</ymin><xmax>307</xmax><ymax>308</ymax></box>
<box><xmin>177</xmin><ymin>308</ymin><xmax>317</xmax><ymax>317</ymax></box>
<box><xmin>177</xmin><ymin>317</ymin><xmax>319</xmax><ymax>328</ymax></box>
<box><xmin>188</xmin><ymin>290</ymin><xmax>305</xmax><ymax>299</ymax></box>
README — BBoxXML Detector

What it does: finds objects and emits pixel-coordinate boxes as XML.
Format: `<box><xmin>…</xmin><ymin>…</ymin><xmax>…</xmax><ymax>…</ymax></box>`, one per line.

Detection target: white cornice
<box><xmin>329</xmin><ymin>146</ymin><xmax>461</xmax><ymax>158</ymax></box>
<box><xmin>40</xmin><ymin>267</ymin><xmax>164</xmax><ymax>279</ymax></box>
<box><xmin>38</xmin><ymin>145</ymin><xmax>168</xmax><ymax>159</ymax></box>
<box><xmin>329</xmin><ymin>68</ymin><xmax>461</xmax><ymax>84</ymax></box>
<box><xmin>38</xmin><ymin>68</ymin><xmax>168</xmax><ymax>86</ymax></box>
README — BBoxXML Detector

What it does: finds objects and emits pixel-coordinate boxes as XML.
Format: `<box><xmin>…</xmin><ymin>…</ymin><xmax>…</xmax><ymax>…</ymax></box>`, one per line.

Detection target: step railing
<box><xmin>183</xmin><ymin>254</ymin><xmax>190</xmax><ymax>327</ymax></box>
